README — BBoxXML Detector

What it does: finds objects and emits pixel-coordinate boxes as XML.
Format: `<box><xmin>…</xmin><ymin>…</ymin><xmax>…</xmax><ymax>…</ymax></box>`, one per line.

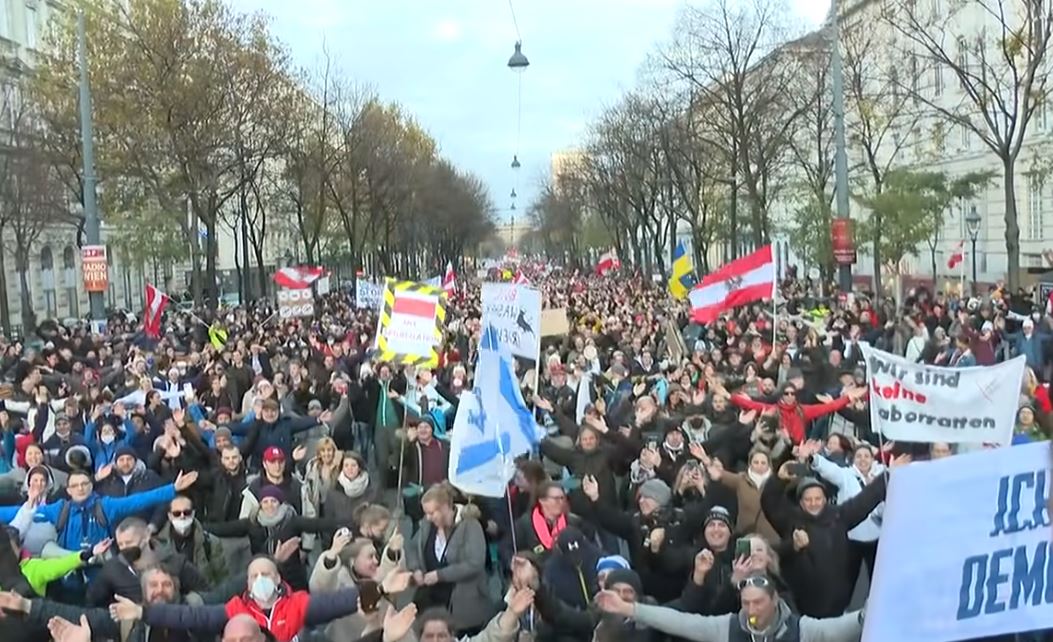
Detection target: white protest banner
<box><xmin>277</xmin><ymin>288</ymin><xmax>314</xmax><ymax>319</ymax></box>
<box><xmin>481</xmin><ymin>283</ymin><xmax>542</xmax><ymax>364</ymax></box>
<box><xmin>355</xmin><ymin>280</ymin><xmax>382</xmax><ymax>310</ymax></box>
<box><xmin>864</xmin><ymin>442</ymin><xmax>1053</xmax><ymax>642</ymax></box>
<box><xmin>861</xmin><ymin>344</ymin><xmax>1025</xmax><ymax>445</ymax></box>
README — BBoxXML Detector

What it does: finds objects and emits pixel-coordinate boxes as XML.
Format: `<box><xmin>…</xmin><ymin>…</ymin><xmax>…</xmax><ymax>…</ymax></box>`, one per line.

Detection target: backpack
<box><xmin>54</xmin><ymin>499</ymin><xmax>109</xmax><ymax>541</ymax></box>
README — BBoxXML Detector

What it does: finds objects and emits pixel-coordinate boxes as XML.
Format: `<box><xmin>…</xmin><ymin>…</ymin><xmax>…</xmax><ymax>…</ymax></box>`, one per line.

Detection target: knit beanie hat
<box><xmin>596</xmin><ymin>555</ymin><xmax>631</xmax><ymax>574</ymax></box>
<box><xmin>638</xmin><ymin>479</ymin><xmax>672</xmax><ymax>508</ymax></box>
<box><xmin>704</xmin><ymin>505</ymin><xmax>734</xmax><ymax>530</ymax></box>
<box><xmin>259</xmin><ymin>485</ymin><xmax>285</xmax><ymax>504</ymax></box>
<box><xmin>604</xmin><ymin>568</ymin><xmax>642</xmax><ymax>595</ymax></box>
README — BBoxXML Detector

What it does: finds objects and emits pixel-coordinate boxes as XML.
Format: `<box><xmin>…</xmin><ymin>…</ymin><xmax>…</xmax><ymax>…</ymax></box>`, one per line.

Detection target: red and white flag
<box><xmin>273</xmin><ymin>266</ymin><xmax>324</xmax><ymax>290</ymax></box>
<box><xmin>596</xmin><ymin>249</ymin><xmax>621</xmax><ymax>275</ymax></box>
<box><xmin>947</xmin><ymin>240</ymin><xmax>965</xmax><ymax>269</ymax></box>
<box><xmin>143</xmin><ymin>283</ymin><xmax>170</xmax><ymax>339</ymax></box>
<box><xmin>442</xmin><ymin>262</ymin><xmax>456</xmax><ymax>296</ymax></box>
<box><xmin>689</xmin><ymin>245</ymin><xmax>775</xmax><ymax>324</ymax></box>
<box><xmin>512</xmin><ymin>269</ymin><xmax>530</xmax><ymax>285</ymax></box>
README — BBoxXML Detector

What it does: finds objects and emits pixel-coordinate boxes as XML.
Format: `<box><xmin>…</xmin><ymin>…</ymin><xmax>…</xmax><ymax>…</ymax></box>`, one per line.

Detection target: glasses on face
<box><xmin>737</xmin><ymin>575</ymin><xmax>772</xmax><ymax>591</ymax></box>
<box><xmin>783</xmin><ymin>390</ymin><xmax>796</xmax><ymax>398</ymax></box>
<box><xmin>170</xmin><ymin>510</ymin><xmax>193</xmax><ymax>518</ymax></box>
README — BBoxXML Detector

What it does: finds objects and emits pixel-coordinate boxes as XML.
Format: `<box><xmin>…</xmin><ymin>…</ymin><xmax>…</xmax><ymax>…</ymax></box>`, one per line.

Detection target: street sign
<box><xmin>81</xmin><ymin>245</ymin><xmax>108</xmax><ymax>293</ymax></box>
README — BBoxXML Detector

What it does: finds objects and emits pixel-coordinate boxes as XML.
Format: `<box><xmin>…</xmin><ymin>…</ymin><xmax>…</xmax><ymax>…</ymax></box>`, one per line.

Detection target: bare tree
<box><xmin>882</xmin><ymin>0</ymin><xmax>1053</xmax><ymax>290</ymax></box>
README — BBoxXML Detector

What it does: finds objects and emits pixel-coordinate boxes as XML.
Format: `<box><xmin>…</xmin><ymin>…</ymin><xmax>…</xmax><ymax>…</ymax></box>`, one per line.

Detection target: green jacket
<box><xmin>20</xmin><ymin>552</ymin><xmax>84</xmax><ymax>596</ymax></box>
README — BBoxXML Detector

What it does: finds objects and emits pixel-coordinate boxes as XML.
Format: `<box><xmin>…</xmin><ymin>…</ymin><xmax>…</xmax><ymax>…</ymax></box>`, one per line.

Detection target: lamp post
<box><xmin>828</xmin><ymin>0</ymin><xmax>852</xmax><ymax>293</ymax></box>
<box><xmin>966</xmin><ymin>206</ymin><xmax>981</xmax><ymax>295</ymax></box>
<box><xmin>78</xmin><ymin>10</ymin><xmax>104</xmax><ymax>325</ymax></box>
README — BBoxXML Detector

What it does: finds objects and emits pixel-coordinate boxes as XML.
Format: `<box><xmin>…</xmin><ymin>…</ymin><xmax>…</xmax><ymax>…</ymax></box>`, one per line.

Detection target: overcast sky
<box><xmin>228</xmin><ymin>0</ymin><xmax>827</xmax><ymax>222</ymax></box>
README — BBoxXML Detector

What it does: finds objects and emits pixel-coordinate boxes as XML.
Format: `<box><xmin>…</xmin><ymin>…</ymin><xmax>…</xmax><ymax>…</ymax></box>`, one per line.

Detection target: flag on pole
<box><xmin>273</xmin><ymin>266</ymin><xmax>324</xmax><ymax>290</ymax></box>
<box><xmin>688</xmin><ymin>245</ymin><xmax>775</xmax><ymax>324</ymax></box>
<box><xmin>512</xmin><ymin>269</ymin><xmax>530</xmax><ymax>285</ymax></box>
<box><xmin>947</xmin><ymin>240</ymin><xmax>965</xmax><ymax>269</ymax></box>
<box><xmin>442</xmin><ymin>262</ymin><xmax>456</xmax><ymax>296</ymax></box>
<box><xmin>142</xmin><ymin>284</ymin><xmax>170</xmax><ymax>338</ymax></box>
<box><xmin>596</xmin><ymin>249</ymin><xmax>621</xmax><ymax>275</ymax></box>
<box><xmin>668</xmin><ymin>241</ymin><xmax>697</xmax><ymax>299</ymax></box>
<box><xmin>448</xmin><ymin>324</ymin><xmax>544</xmax><ymax>497</ymax></box>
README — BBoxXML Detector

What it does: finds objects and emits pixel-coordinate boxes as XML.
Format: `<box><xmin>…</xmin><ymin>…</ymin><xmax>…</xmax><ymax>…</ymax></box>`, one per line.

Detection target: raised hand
<box><xmin>173</xmin><ymin>470</ymin><xmax>199</xmax><ymax>492</ymax></box>
<box><xmin>108</xmin><ymin>595</ymin><xmax>143</xmax><ymax>622</ymax></box>
<box><xmin>890</xmin><ymin>453</ymin><xmax>913</xmax><ymax>469</ymax></box>
<box><xmin>582</xmin><ymin>475</ymin><xmax>599</xmax><ymax>502</ymax></box>
<box><xmin>92</xmin><ymin>538</ymin><xmax>113</xmax><ymax>559</ymax></box>
<box><xmin>738</xmin><ymin>409</ymin><xmax>757</xmax><ymax>425</ymax></box>
<box><xmin>689</xmin><ymin>442</ymin><xmax>709</xmax><ymax>464</ymax></box>
<box><xmin>292</xmin><ymin>445</ymin><xmax>307</xmax><ymax>462</ymax></box>
<box><xmin>596</xmin><ymin>590</ymin><xmax>632</xmax><ymax>617</ymax></box>
<box><xmin>693</xmin><ymin>549</ymin><xmax>715</xmax><ymax>583</ymax></box>
<box><xmin>48</xmin><ymin>615</ymin><xmax>92</xmax><ymax>642</ymax></box>
<box><xmin>792</xmin><ymin>529</ymin><xmax>810</xmax><ymax>551</ymax></box>
<box><xmin>507</xmin><ymin>587</ymin><xmax>536</xmax><ymax>616</ymax></box>
<box><xmin>95</xmin><ymin>464</ymin><xmax>114</xmax><ymax>483</ymax></box>
<box><xmin>329</xmin><ymin>530</ymin><xmax>353</xmax><ymax>556</ymax></box>
<box><xmin>382</xmin><ymin>604</ymin><xmax>419</xmax><ymax>642</ymax></box>
<box><xmin>274</xmin><ymin>537</ymin><xmax>301</xmax><ymax>563</ymax></box>
<box><xmin>381</xmin><ymin>570</ymin><xmax>412</xmax><ymax>595</ymax></box>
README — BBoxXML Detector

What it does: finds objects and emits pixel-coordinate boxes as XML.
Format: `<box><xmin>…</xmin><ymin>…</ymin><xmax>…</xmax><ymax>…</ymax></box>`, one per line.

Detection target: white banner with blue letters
<box><xmin>864</xmin><ymin>442</ymin><xmax>1053</xmax><ymax>642</ymax></box>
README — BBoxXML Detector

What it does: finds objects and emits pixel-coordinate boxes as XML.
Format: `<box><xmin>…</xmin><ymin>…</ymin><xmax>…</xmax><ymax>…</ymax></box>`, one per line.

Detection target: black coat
<box><xmin>26</xmin><ymin>598</ymin><xmax>205</xmax><ymax>642</ymax></box>
<box><xmin>760</xmin><ymin>472</ymin><xmax>887</xmax><ymax>617</ymax></box>
<box><xmin>203</xmin><ymin>465</ymin><xmax>248</xmax><ymax>522</ymax></box>
<box><xmin>85</xmin><ymin>548</ymin><xmax>209</xmax><ymax>607</ymax></box>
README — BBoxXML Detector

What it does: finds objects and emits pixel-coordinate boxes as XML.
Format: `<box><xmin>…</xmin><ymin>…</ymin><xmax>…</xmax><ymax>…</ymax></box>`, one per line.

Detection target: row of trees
<box><xmin>527</xmin><ymin>0</ymin><xmax>1052</xmax><ymax>294</ymax></box>
<box><xmin>2</xmin><ymin>0</ymin><xmax>495</xmax><ymax>325</ymax></box>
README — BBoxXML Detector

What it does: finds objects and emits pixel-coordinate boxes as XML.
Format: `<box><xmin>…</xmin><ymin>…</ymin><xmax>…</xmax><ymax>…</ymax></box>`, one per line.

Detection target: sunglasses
<box><xmin>170</xmin><ymin>510</ymin><xmax>194</xmax><ymax>518</ymax></box>
<box><xmin>783</xmin><ymin>390</ymin><xmax>796</xmax><ymax>398</ymax></box>
<box><xmin>737</xmin><ymin>575</ymin><xmax>772</xmax><ymax>591</ymax></box>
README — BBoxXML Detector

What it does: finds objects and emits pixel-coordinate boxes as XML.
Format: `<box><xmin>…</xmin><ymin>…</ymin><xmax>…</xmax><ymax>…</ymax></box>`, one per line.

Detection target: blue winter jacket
<box><xmin>0</xmin><ymin>484</ymin><xmax>176</xmax><ymax>550</ymax></box>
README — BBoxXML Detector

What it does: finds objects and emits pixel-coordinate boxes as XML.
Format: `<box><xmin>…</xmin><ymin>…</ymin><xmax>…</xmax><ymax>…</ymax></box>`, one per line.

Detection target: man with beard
<box><xmin>86</xmin><ymin>517</ymin><xmax>208</xmax><ymax>607</ymax></box>
<box><xmin>0</xmin><ymin>567</ymin><xmax>206</xmax><ymax>642</ymax></box>
<box><xmin>204</xmin><ymin>444</ymin><xmax>248</xmax><ymax>522</ymax></box>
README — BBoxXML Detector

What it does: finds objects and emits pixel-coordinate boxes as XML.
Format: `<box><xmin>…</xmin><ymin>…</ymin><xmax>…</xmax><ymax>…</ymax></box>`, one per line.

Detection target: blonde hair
<box><xmin>743</xmin><ymin>533</ymin><xmax>781</xmax><ymax>575</ymax></box>
<box><xmin>421</xmin><ymin>483</ymin><xmax>454</xmax><ymax>508</ymax></box>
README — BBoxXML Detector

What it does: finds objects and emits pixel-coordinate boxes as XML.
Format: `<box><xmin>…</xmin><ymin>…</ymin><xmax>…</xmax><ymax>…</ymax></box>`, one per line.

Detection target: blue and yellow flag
<box><xmin>668</xmin><ymin>241</ymin><xmax>697</xmax><ymax>299</ymax></box>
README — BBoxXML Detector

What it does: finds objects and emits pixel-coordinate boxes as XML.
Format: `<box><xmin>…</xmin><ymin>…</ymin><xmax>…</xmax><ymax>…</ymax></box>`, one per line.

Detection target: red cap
<box><xmin>262</xmin><ymin>446</ymin><xmax>285</xmax><ymax>463</ymax></box>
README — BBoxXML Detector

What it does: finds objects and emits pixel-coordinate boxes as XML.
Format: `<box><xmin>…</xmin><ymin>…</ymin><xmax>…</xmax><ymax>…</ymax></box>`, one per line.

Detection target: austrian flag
<box><xmin>947</xmin><ymin>240</ymin><xmax>965</xmax><ymax>270</ymax></box>
<box><xmin>688</xmin><ymin>245</ymin><xmax>775</xmax><ymax>323</ymax></box>
<box><xmin>143</xmin><ymin>283</ymin><xmax>170</xmax><ymax>338</ymax></box>
<box><xmin>273</xmin><ymin>266</ymin><xmax>324</xmax><ymax>290</ymax></box>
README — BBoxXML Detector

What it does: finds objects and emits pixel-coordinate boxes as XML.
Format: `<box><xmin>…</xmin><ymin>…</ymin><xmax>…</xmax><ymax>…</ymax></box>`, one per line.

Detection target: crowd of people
<box><xmin>0</xmin><ymin>266</ymin><xmax>1045</xmax><ymax>642</ymax></box>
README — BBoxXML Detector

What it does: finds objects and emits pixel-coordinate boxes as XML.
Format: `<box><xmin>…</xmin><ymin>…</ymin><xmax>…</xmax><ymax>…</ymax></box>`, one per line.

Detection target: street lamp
<box><xmin>507</xmin><ymin>42</ymin><xmax>529</xmax><ymax>70</ymax></box>
<box><xmin>966</xmin><ymin>205</ymin><xmax>981</xmax><ymax>294</ymax></box>
<box><xmin>511</xmin><ymin>155</ymin><xmax>521</xmax><ymax>169</ymax></box>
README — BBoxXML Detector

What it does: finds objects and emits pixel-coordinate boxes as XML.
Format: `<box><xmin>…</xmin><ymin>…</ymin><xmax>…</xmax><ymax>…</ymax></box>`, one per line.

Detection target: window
<box><xmin>40</xmin><ymin>246</ymin><xmax>55</xmax><ymax>318</ymax></box>
<box><xmin>933</xmin><ymin>62</ymin><xmax>944</xmax><ymax>97</ymax></box>
<box><xmin>1028</xmin><ymin>175</ymin><xmax>1044</xmax><ymax>240</ymax></box>
<box><xmin>958</xmin><ymin>38</ymin><xmax>969</xmax><ymax>87</ymax></box>
<box><xmin>1036</xmin><ymin>100</ymin><xmax>1049</xmax><ymax>131</ymax></box>
<box><xmin>62</xmin><ymin>246</ymin><xmax>77</xmax><ymax>318</ymax></box>
<box><xmin>960</xmin><ymin>123</ymin><xmax>970</xmax><ymax>149</ymax></box>
<box><xmin>24</xmin><ymin>4</ymin><xmax>37</xmax><ymax>50</ymax></box>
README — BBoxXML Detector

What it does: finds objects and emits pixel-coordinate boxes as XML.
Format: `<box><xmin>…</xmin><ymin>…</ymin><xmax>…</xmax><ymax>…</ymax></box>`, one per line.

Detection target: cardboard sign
<box><xmin>540</xmin><ymin>308</ymin><xmax>570</xmax><ymax>337</ymax></box>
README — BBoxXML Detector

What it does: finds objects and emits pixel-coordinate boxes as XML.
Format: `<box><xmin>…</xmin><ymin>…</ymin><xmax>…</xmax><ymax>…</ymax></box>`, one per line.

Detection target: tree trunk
<box><xmin>0</xmin><ymin>232</ymin><xmax>12</xmax><ymax>336</ymax></box>
<box><xmin>240</xmin><ymin>200</ymin><xmax>251</xmax><ymax>303</ymax></box>
<box><xmin>254</xmin><ymin>242</ymin><xmax>268</xmax><ymax>301</ymax></box>
<box><xmin>188</xmin><ymin>204</ymin><xmax>203</xmax><ymax>306</ymax></box>
<box><xmin>205</xmin><ymin>216</ymin><xmax>218</xmax><ymax>310</ymax></box>
<box><xmin>930</xmin><ymin>246</ymin><xmax>937</xmax><ymax>285</ymax></box>
<box><xmin>1004</xmin><ymin>157</ymin><xmax>1020</xmax><ymax>291</ymax></box>
<box><xmin>871</xmin><ymin>211</ymin><xmax>883</xmax><ymax>297</ymax></box>
<box><xmin>16</xmin><ymin>248</ymin><xmax>34</xmax><ymax>335</ymax></box>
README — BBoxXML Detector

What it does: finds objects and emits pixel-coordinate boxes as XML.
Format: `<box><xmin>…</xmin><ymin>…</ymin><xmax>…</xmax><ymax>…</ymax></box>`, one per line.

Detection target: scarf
<box><xmin>337</xmin><ymin>471</ymin><xmax>371</xmax><ymax>498</ymax></box>
<box><xmin>531</xmin><ymin>506</ymin><xmax>567</xmax><ymax>550</ymax></box>
<box><xmin>257</xmin><ymin>503</ymin><xmax>294</xmax><ymax>529</ymax></box>
<box><xmin>747</xmin><ymin>469</ymin><xmax>771</xmax><ymax>489</ymax></box>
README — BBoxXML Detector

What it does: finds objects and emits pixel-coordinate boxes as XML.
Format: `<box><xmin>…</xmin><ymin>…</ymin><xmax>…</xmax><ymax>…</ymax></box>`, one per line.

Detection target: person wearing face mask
<box><xmin>84</xmin><ymin>403</ymin><xmax>135</xmax><ymax>473</ymax></box>
<box><xmin>86</xmin><ymin>516</ymin><xmax>209</xmax><ymax>607</ymax></box>
<box><xmin>204</xmin><ymin>485</ymin><xmax>342</xmax><ymax>590</ymax></box>
<box><xmin>154</xmin><ymin>496</ymin><xmax>228</xmax><ymax>585</ymax></box>
<box><xmin>120</xmin><ymin>556</ymin><xmax>362</xmax><ymax>642</ymax></box>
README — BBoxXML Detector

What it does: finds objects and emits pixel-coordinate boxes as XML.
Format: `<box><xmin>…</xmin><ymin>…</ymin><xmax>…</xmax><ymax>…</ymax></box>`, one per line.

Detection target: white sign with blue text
<box><xmin>864</xmin><ymin>442</ymin><xmax>1053</xmax><ymax>642</ymax></box>
<box><xmin>481</xmin><ymin>283</ymin><xmax>542</xmax><ymax>364</ymax></box>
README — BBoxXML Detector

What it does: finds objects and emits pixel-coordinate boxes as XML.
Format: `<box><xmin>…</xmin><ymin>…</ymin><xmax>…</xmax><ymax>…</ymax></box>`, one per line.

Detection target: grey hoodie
<box><xmin>631</xmin><ymin>599</ymin><xmax>863</xmax><ymax>642</ymax></box>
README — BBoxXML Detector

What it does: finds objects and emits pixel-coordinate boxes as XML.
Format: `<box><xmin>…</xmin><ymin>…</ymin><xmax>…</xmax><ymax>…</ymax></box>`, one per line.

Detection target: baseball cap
<box><xmin>262</xmin><ymin>446</ymin><xmax>285</xmax><ymax>463</ymax></box>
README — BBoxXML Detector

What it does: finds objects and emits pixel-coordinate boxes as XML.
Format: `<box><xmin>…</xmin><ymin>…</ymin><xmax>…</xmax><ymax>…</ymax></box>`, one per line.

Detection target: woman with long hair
<box><xmin>302</xmin><ymin>437</ymin><xmax>343</xmax><ymax>517</ymax></box>
<box><xmin>325</xmin><ymin>451</ymin><xmax>376</xmax><ymax>520</ymax></box>
<box><xmin>708</xmin><ymin>448</ymin><xmax>780</xmax><ymax>543</ymax></box>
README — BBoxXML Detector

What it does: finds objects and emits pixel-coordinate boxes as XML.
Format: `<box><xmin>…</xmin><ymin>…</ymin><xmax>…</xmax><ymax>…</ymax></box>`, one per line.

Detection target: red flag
<box><xmin>143</xmin><ymin>283</ymin><xmax>170</xmax><ymax>338</ymax></box>
<box><xmin>689</xmin><ymin>245</ymin><xmax>775</xmax><ymax>323</ymax></box>
<box><xmin>596</xmin><ymin>249</ymin><xmax>621</xmax><ymax>275</ymax></box>
<box><xmin>273</xmin><ymin>266</ymin><xmax>323</xmax><ymax>289</ymax></box>
<box><xmin>512</xmin><ymin>269</ymin><xmax>530</xmax><ymax>285</ymax></box>
<box><xmin>947</xmin><ymin>240</ymin><xmax>965</xmax><ymax>269</ymax></box>
<box><xmin>442</xmin><ymin>262</ymin><xmax>456</xmax><ymax>296</ymax></box>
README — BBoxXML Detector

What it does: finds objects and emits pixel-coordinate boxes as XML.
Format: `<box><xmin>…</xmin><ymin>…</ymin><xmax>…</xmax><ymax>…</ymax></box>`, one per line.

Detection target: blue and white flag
<box><xmin>449</xmin><ymin>324</ymin><xmax>544</xmax><ymax>497</ymax></box>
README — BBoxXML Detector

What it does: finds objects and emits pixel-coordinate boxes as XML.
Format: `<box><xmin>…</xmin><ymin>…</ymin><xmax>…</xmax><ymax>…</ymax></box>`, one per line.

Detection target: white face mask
<box><xmin>250</xmin><ymin>575</ymin><xmax>277</xmax><ymax>603</ymax></box>
<box><xmin>101</xmin><ymin>434</ymin><xmax>115</xmax><ymax>445</ymax></box>
<box><xmin>171</xmin><ymin>517</ymin><xmax>193</xmax><ymax>534</ymax></box>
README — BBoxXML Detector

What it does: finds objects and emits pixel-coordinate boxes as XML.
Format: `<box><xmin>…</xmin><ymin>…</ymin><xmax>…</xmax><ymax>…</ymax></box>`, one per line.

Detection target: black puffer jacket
<box><xmin>760</xmin><ymin>472</ymin><xmax>887</xmax><ymax>617</ymax></box>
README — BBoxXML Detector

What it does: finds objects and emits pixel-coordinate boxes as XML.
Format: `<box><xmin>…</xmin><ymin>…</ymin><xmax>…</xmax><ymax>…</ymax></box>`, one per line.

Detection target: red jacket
<box><xmin>224</xmin><ymin>585</ymin><xmax>310</xmax><ymax>642</ymax></box>
<box><xmin>730</xmin><ymin>394</ymin><xmax>851</xmax><ymax>444</ymax></box>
